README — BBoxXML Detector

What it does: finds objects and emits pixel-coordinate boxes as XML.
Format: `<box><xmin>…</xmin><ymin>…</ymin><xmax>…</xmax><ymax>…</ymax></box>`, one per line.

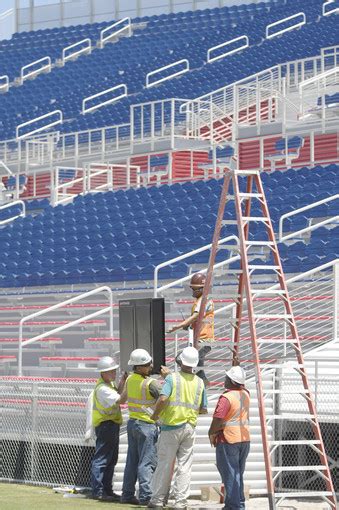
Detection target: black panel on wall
<box><xmin>119</xmin><ymin>298</ymin><xmax>165</xmax><ymax>373</ymax></box>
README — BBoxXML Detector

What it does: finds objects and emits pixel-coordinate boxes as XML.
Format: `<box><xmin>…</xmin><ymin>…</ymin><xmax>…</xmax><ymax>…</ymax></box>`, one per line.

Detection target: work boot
<box><xmin>147</xmin><ymin>502</ymin><xmax>164</xmax><ymax>509</ymax></box>
<box><xmin>121</xmin><ymin>496</ymin><xmax>140</xmax><ymax>505</ymax></box>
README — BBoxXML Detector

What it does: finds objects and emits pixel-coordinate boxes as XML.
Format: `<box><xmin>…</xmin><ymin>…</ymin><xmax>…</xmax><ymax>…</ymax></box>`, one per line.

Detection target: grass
<box><xmin>0</xmin><ymin>483</ymin><xmax>137</xmax><ymax>510</ymax></box>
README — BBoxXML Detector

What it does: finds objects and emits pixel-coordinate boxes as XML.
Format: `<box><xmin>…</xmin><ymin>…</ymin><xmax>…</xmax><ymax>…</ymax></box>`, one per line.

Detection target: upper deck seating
<box><xmin>0</xmin><ymin>0</ymin><xmax>336</xmax><ymax>141</ymax></box>
<box><xmin>0</xmin><ymin>164</ymin><xmax>337</xmax><ymax>287</ymax></box>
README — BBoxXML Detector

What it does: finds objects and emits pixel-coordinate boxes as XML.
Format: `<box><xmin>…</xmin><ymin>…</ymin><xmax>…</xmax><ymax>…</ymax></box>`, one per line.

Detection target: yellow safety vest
<box><xmin>191</xmin><ymin>297</ymin><xmax>214</xmax><ymax>341</ymax></box>
<box><xmin>222</xmin><ymin>389</ymin><xmax>250</xmax><ymax>444</ymax></box>
<box><xmin>126</xmin><ymin>373</ymin><xmax>157</xmax><ymax>424</ymax></box>
<box><xmin>92</xmin><ymin>377</ymin><xmax>123</xmax><ymax>428</ymax></box>
<box><xmin>160</xmin><ymin>371</ymin><xmax>204</xmax><ymax>427</ymax></box>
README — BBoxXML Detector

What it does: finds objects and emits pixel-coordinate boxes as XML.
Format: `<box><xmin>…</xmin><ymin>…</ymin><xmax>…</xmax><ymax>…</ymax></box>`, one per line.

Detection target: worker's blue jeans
<box><xmin>91</xmin><ymin>420</ymin><xmax>120</xmax><ymax>497</ymax></box>
<box><xmin>216</xmin><ymin>441</ymin><xmax>250</xmax><ymax>510</ymax></box>
<box><xmin>122</xmin><ymin>418</ymin><xmax>158</xmax><ymax>503</ymax></box>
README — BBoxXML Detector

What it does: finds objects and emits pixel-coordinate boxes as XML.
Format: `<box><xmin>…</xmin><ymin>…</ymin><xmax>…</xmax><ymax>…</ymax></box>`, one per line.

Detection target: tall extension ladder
<box><xmin>194</xmin><ymin>166</ymin><xmax>337</xmax><ymax>509</ymax></box>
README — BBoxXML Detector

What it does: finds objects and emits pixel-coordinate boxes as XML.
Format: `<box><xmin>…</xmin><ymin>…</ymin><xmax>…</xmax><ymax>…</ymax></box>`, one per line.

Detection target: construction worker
<box><xmin>90</xmin><ymin>356</ymin><xmax>127</xmax><ymax>502</ymax></box>
<box><xmin>147</xmin><ymin>346</ymin><xmax>207</xmax><ymax>509</ymax></box>
<box><xmin>167</xmin><ymin>272</ymin><xmax>214</xmax><ymax>385</ymax></box>
<box><xmin>208</xmin><ymin>365</ymin><xmax>250</xmax><ymax>510</ymax></box>
<box><xmin>121</xmin><ymin>348</ymin><xmax>160</xmax><ymax>506</ymax></box>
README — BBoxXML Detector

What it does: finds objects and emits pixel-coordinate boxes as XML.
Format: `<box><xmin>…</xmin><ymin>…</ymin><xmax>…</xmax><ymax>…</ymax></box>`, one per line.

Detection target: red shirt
<box><xmin>213</xmin><ymin>395</ymin><xmax>231</xmax><ymax>444</ymax></box>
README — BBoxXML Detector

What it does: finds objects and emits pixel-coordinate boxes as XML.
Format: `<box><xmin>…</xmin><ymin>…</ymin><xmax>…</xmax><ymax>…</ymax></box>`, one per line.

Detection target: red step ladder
<box><xmin>194</xmin><ymin>167</ymin><xmax>337</xmax><ymax>509</ymax></box>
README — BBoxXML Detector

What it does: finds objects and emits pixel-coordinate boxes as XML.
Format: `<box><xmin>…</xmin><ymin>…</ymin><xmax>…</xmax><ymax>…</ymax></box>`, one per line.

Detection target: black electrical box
<box><xmin>119</xmin><ymin>297</ymin><xmax>165</xmax><ymax>372</ymax></box>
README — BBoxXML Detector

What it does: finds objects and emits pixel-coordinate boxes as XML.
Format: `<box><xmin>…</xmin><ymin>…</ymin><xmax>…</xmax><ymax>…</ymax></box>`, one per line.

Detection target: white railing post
<box><xmin>21</xmin><ymin>56</ymin><xmax>51</xmax><ymax>84</ymax></box>
<box><xmin>82</xmin><ymin>84</ymin><xmax>127</xmax><ymax>114</ymax></box>
<box><xmin>62</xmin><ymin>38</ymin><xmax>91</xmax><ymax>65</ymax></box>
<box><xmin>100</xmin><ymin>17</ymin><xmax>131</xmax><ymax>48</ymax></box>
<box><xmin>0</xmin><ymin>200</ymin><xmax>26</xmax><ymax>226</ymax></box>
<box><xmin>146</xmin><ymin>60</ymin><xmax>189</xmax><ymax>88</ymax></box>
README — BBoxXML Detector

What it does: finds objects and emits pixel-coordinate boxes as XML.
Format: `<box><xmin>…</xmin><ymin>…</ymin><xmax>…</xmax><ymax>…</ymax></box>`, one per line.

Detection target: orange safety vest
<box><xmin>222</xmin><ymin>389</ymin><xmax>250</xmax><ymax>444</ymax></box>
<box><xmin>191</xmin><ymin>297</ymin><xmax>214</xmax><ymax>341</ymax></box>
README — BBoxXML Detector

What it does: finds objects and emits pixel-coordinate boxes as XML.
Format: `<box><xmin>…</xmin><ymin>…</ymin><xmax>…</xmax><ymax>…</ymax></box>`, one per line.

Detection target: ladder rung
<box><xmin>264</xmin><ymin>389</ymin><xmax>310</xmax><ymax>395</ymax></box>
<box><xmin>245</xmin><ymin>240</ymin><xmax>274</xmax><ymax>246</ymax></box>
<box><xmin>275</xmin><ymin>491</ymin><xmax>334</xmax><ymax>498</ymax></box>
<box><xmin>239</xmin><ymin>192</ymin><xmax>263</xmax><ymax>198</ymax></box>
<box><xmin>235</xmin><ymin>169</ymin><xmax>260</xmax><ymax>175</ymax></box>
<box><xmin>254</xmin><ymin>314</ymin><xmax>293</xmax><ymax>319</ymax></box>
<box><xmin>243</xmin><ymin>216</ymin><xmax>269</xmax><ymax>222</ymax></box>
<box><xmin>222</xmin><ymin>220</ymin><xmax>238</xmax><ymax>225</ymax></box>
<box><xmin>251</xmin><ymin>289</ymin><xmax>286</xmax><ymax>294</ymax></box>
<box><xmin>257</xmin><ymin>338</ymin><xmax>298</xmax><ymax>343</ymax></box>
<box><xmin>248</xmin><ymin>265</ymin><xmax>280</xmax><ymax>270</ymax></box>
<box><xmin>270</xmin><ymin>440</ymin><xmax>321</xmax><ymax>446</ymax></box>
<box><xmin>260</xmin><ymin>364</ymin><xmax>304</xmax><ymax>370</ymax></box>
<box><xmin>272</xmin><ymin>465</ymin><xmax>327</xmax><ymax>472</ymax></box>
<box><xmin>268</xmin><ymin>414</ymin><xmax>316</xmax><ymax>420</ymax></box>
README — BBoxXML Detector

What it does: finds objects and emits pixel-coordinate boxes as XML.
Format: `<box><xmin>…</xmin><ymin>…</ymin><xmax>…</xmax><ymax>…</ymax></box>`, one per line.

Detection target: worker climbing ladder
<box><xmin>194</xmin><ymin>162</ymin><xmax>337</xmax><ymax>510</ymax></box>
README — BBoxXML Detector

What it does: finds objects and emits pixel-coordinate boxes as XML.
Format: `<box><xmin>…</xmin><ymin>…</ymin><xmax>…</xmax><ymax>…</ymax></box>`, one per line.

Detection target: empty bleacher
<box><xmin>0</xmin><ymin>0</ymin><xmax>337</xmax><ymax>140</ymax></box>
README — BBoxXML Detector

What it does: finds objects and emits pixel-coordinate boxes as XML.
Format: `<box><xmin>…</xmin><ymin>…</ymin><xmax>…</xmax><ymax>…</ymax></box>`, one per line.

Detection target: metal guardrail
<box><xmin>323</xmin><ymin>0</ymin><xmax>339</xmax><ymax>16</ymax></box>
<box><xmin>0</xmin><ymin>75</ymin><xmax>9</xmax><ymax>93</ymax></box>
<box><xmin>279</xmin><ymin>194</ymin><xmax>339</xmax><ymax>243</ymax></box>
<box><xmin>18</xmin><ymin>286</ymin><xmax>114</xmax><ymax>376</ymax></box>
<box><xmin>62</xmin><ymin>38</ymin><xmax>91</xmax><ymax>65</ymax></box>
<box><xmin>146</xmin><ymin>60</ymin><xmax>190</xmax><ymax>88</ymax></box>
<box><xmin>265</xmin><ymin>12</ymin><xmax>306</xmax><ymax>40</ymax></box>
<box><xmin>82</xmin><ymin>84</ymin><xmax>127</xmax><ymax>114</ymax></box>
<box><xmin>16</xmin><ymin>110</ymin><xmax>63</xmax><ymax>140</ymax></box>
<box><xmin>207</xmin><ymin>35</ymin><xmax>249</xmax><ymax>64</ymax></box>
<box><xmin>100</xmin><ymin>17</ymin><xmax>131</xmax><ymax>48</ymax></box>
<box><xmin>20</xmin><ymin>56</ymin><xmax>51</xmax><ymax>84</ymax></box>
<box><xmin>154</xmin><ymin>235</ymin><xmax>239</xmax><ymax>297</ymax></box>
<box><xmin>0</xmin><ymin>200</ymin><xmax>26</xmax><ymax>226</ymax></box>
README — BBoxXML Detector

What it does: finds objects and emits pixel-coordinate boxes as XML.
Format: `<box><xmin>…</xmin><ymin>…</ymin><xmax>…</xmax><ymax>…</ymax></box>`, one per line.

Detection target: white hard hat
<box><xmin>128</xmin><ymin>348</ymin><xmax>152</xmax><ymax>366</ymax></box>
<box><xmin>226</xmin><ymin>366</ymin><xmax>246</xmax><ymax>385</ymax></box>
<box><xmin>180</xmin><ymin>346</ymin><xmax>199</xmax><ymax>368</ymax></box>
<box><xmin>98</xmin><ymin>356</ymin><xmax>119</xmax><ymax>372</ymax></box>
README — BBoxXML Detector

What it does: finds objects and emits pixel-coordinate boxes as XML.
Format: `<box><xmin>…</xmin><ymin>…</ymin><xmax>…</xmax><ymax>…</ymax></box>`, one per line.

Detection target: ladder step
<box><xmin>254</xmin><ymin>314</ymin><xmax>293</xmax><ymax>319</ymax></box>
<box><xmin>222</xmin><ymin>220</ymin><xmax>238</xmax><ymax>225</ymax></box>
<box><xmin>268</xmin><ymin>414</ymin><xmax>316</xmax><ymax>420</ymax></box>
<box><xmin>239</xmin><ymin>192</ymin><xmax>263</xmax><ymax>198</ymax></box>
<box><xmin>260</xmin><ymin>363</ymin><xmax>304</xmax><ymax>370</ymax></box>
<box><xmin>275</xmin><ymin>491</ymin><xmax>334</xmax><ymax>498</ymax></box>
<box><xmin>245</xmin><ymin>241</ymin><xmax>274</xmax><ymax>246</ymax></box>
<box><xmin>248</xmin><ymin>265</ymin><xmax>280</xmax><ymax>270</ymax></box>
<box><xmin>264</xmin><ymin>389</ymin><xmax>310</xmax><ymax>395</ymax></box>
<box><xmin>257</xmin><ymin>338</ymin><xmax>298</xmax><ymax>343</ymax></box>
<box><xmin>270</xmin><ymin>440</ymin><xmax>321</xmax><ymax>446</ymax></box>
<box><xmin>250</xmin><ymin>289</ymin><xmax>286</xmax><ymax>294</ymax></box>
<box><xmin>272</xmin><ymin>465</ymin><xmax>327</xmax><ymax>472</ymax></box>
<box><xmin>243</xmin><ymin>216</ymin><xmax>269</xmax><ymax>222</ymax></box>
<box><xmin>235</xmin><ymin>169</ymin><xmax>260</xmax><ymax>175</ymax></box>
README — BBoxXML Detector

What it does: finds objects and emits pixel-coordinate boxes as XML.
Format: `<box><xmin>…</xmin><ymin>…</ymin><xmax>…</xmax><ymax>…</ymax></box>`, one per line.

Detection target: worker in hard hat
<box><xmin>167</xmin><ymin>272</ymin><xmax>214</xmax><ymax>385</ymax></box>
<box><xmin>147</xmin><ymin>346</ymin><xmax>207</xmax><ymax>509</ymax></box>
<box><xmin>90</xmin><ymin>356</ymin><xmax>127</xmax><ymax>502</ymax></box>
<box><xmin>208</xmin><ymin>365</ymin><xmax>250</xmax><ymax>510</ymax></box>
<box><xmin>121</xmin><ymin>349</ymin><xmax>161</xmax><ymax>506</ymax></box>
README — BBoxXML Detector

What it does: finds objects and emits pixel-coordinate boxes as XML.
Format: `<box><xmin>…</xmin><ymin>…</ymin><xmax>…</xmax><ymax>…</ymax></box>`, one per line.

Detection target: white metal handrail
<box><xmin>146</xmin><ymin>60</ymin><xmax>190</xmax><ymax>88</ymax></box>
<box><xmin>0</xmin><ymin>200</ymin><xmax>26</xmax><ymax>225</ymax></box>
<box><xmin>265</xmin><ymin>12</ymin><xmax>306</xmax><ymax>40</ymax></box>
<box><xmin>62</xmin><ymin>38</ymin><xmax>91</xmax><ymax>65</ymax></box>
<box><xmin>154</xmin><ymin>235</ymin><xmax>239</xmax><ymax>297</ymax></box>
<box><xmin>21</xmin><ymin>56</ymin><xmax>51</xmax><ymax>84</ymax></box>
<box><xmin>279</xmin><ymin>194</ymin><xmax>339</xmax><ymax>243</ymax></box>
<box><xmin>323</xmin><ymin>0</ymin><xmax>339</xmax><ymax>16</ymax></box>
<box><xmin>100</xmin><ymin>17</ymin><xmax>131</xmax><ymax>48</ymax></box>
<box><xmin>0</xmin><ymin>160</ymin><xmax>13</xmax><ymax>176</ymax></box>
<box><xmin>18</xmin><ymin>286</ymin><xmax>114</xmax><ymax>376</ymax></box>
<box><xmin>299</xmin><ymin>66</ymin><xmax>339</xmax><ymax>92</ymax></box>
<box><xmin>82</xmin><ymin>84</ymin><xmax>127</xmax><ymax>114</ymax></box>
<box><xmin>207</xmin><ymin>36</ymin><xmax>249</xmax><ymax>64</ymax></box>
<box><xmin>16</xmin><ymin>110</ymin><xmax>63</xmax><ymax>140</ymax></box>
<box><xmin>0</xmin><ymin>75</ymin><xmax>9</xmax><ymax>93</ymax></box>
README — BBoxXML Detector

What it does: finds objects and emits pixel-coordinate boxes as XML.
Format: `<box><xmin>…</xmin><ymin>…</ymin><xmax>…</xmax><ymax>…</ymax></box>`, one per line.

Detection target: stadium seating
<box><xmin>0</xmin><ymin>163</ymin><xmax>337</xmax><ymax>287</ymax></box>
<box><xmin>0</xmin><ymin>0</ymin><xmax>336</xmax><ymax>140</ymax></box>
